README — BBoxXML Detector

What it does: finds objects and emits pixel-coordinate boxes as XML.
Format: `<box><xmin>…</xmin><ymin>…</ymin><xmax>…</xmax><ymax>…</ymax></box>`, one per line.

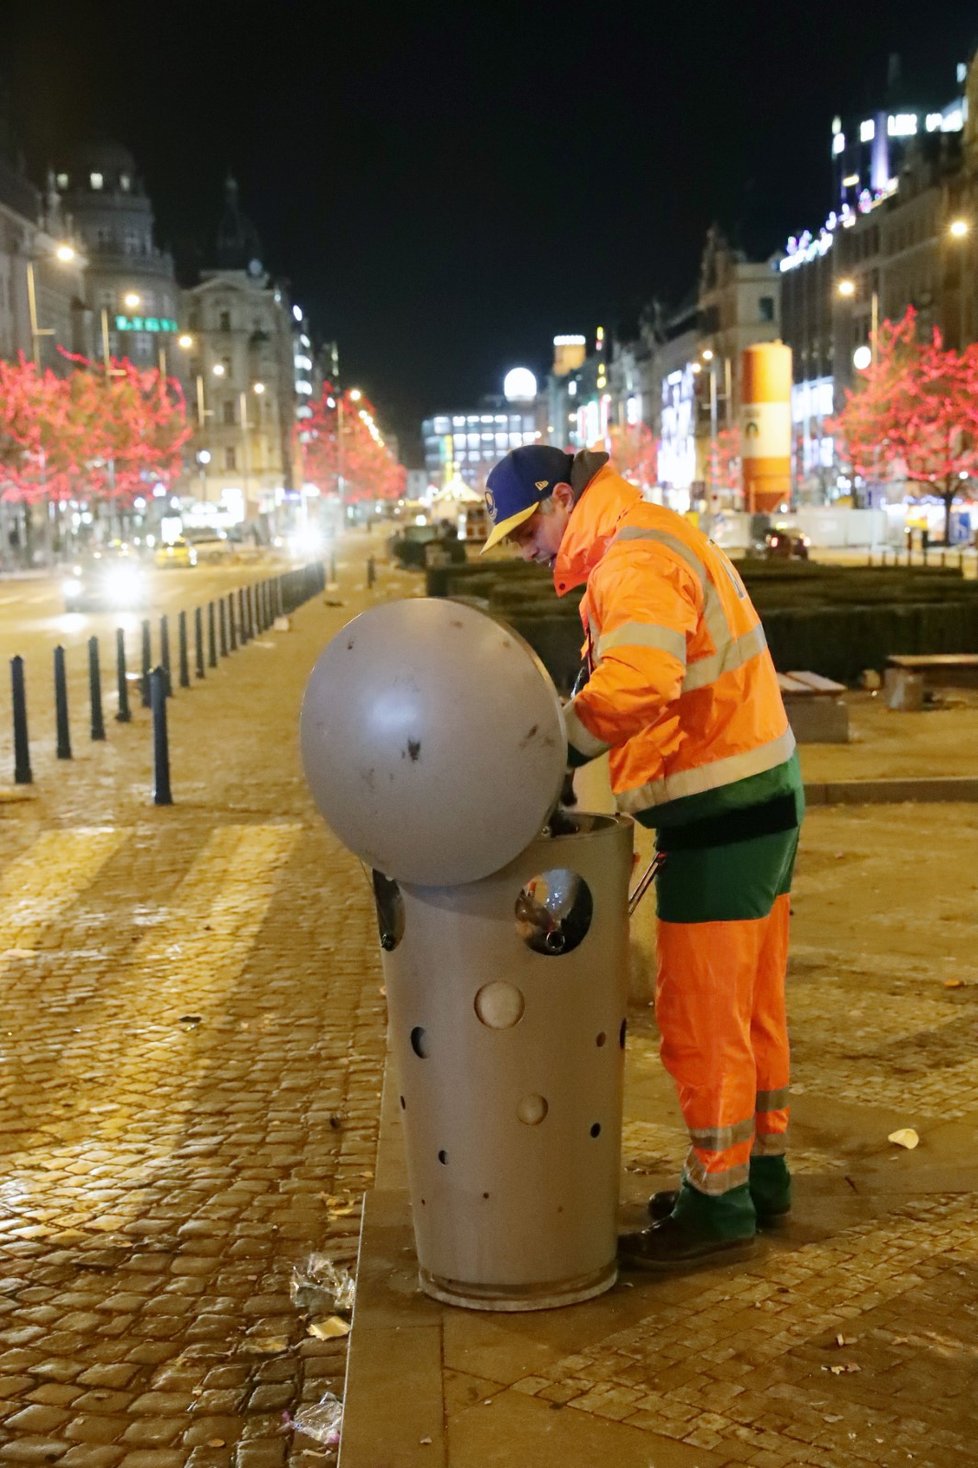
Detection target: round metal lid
<box><xmin>300</xmin><ymin>597</ymin><xmax>567</xmax><ymax>886</ymax></box>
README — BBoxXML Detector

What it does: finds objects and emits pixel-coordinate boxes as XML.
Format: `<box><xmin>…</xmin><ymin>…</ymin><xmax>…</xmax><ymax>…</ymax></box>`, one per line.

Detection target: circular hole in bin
<box><xmin>410</xmin><ymin>1026</ymin><xmax>429</xmax><ymax>1058</ymax></box>
<box><xmin>372</xmin><ymin>870</ymin><xmax>404</xmax><ymax>951</ymax></box>
<box><xmin>399</xmin><ymin>1095</ymin><xmax>406</xmax><ymax>1109</ymax></box>
<box><xmin>515</xmin><ymin>869</ymin><xmax>593</xmax><ymax>956</ymax></box>
<box><xmin>474</xmin><ymin>981</ymin><xmax>525</xmax><ymax>1029</ymax></box>
<box><xmin>596</xmin><ymin>1031</ymin><xmax>607</xmax><ymax>1048</ymax></box>
<box><xmin>590</xmin><ymin>1122</ymin><xmax>602</xmax><ymax>1138</ymax></box>
<box><xmin>438</xmin><ymin>1149</ymin><xmax>448</xmax><ymax>1165</ymax></box>
<box><xmin>482</xmin><ymin>1192</ymin><xmax>490</xmax><ymax>1200</ymax></box>
<box><xmin>619</xmin><ymin>1018</ymin><xmax>627</xmax><ymax>1049</ymax></box>
<box><xmin>516</xmin><ymin>1094</ymin><xmax>548</xmax><ymax>1126</ymax></box>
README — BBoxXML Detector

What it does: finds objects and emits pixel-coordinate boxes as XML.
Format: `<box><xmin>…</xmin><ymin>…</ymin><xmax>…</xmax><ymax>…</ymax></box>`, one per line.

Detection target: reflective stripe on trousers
<box><xmin>654</xmin><ymin>828</ymin><xmax>796</xmax><ymax>1198</ymax></box>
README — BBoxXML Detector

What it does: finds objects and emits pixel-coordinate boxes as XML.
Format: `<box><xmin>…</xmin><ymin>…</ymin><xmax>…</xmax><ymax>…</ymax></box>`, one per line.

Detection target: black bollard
<box><xmin>54</xmin><ymin>645</ymin><xmax>71</xmax><ymax>759</ymax></box>
<box><xmin>249</xmin><ymin>582</ymin><xmax>257</xmax><ymax>638</ymax></box>
<box><xmin>178</xmin><ymin>610</ymin><xmax>191</xmax><ymax>689</ymax></box>
<box><xmin>10</xmin><ymin>655</ymin><xmax>32</xmax><ymax>785</ymax></box>
<box><xmin>115</xmin><ymin>628</ymin><xmax>132</xmax><ymax>724</ymax></box>
<box><xmin>88</xmin><ymin>636</ymin><xmax>106</xmax><ymax>741</ymax></box>
<box><xmin>195</xmin><ymin>606</ymin><xmax>205</xmax><ymax>679</ymax></box>
<box><xmin>228</xmin><ymin>593</ymin><xmax>237</xmax><ymax>651</ymax></box>
<box><xmin>207</xmin><ymin>602</ymin><xmax>218</xmax><ymax>668</ymax></box>
<box><xmin>159</xmin><ymin>614</ymin><xmax>172</xmax><ymax>696</ymax></box>
<box><xmin>238</xmin><ymin>586</ymin><xmax>249</xmax><ymax>643</ymax></box>
<box><xmin>275</xmin><ymin>576</ymin><xmax>284</xmax><ymax>619</ymax></box>
<box><xmin>141</xmin><ymin>618</ymin><xmax>152</xmax><ymax>708</ymax></box>
<box><xmin>259</xmin><ymin>581</ymin><xmax>268</xmax><ymax>631</ymax></box>
<box><xmin>367</xmin><ymin>555</ymin><xmax>376</xmax><ymax>589</ymax></box>
<box><xmin>150</xmin><ymin>666</ymin><xmax>173</xmax><ymax>806</ymax></box>
<box><xmin>219</xmin><ymin>596</ymin><xmax>229</xmax><ymax>656</ymax></box>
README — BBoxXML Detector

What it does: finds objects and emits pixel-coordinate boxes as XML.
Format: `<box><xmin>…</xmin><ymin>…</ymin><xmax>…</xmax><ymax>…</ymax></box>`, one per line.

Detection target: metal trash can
<box><xmin>301</xmin><ymin>598</ymin><xmax>633</xmax><ymax>1310</ymax></box>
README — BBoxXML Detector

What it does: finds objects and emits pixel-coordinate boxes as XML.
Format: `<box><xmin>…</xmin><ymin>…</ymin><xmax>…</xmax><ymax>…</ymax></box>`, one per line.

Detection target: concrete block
<box><xmin>785</xmin><ymin>696</ymin><xmax>850</xmax><ymax>743</ymax></box>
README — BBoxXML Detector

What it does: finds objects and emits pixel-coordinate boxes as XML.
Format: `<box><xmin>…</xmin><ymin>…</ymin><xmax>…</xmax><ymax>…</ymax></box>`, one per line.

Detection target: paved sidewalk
<box><xmin>3</xmin><ymin>535</ymin><xmax>978</xmax><ymax>1467</ymax></box>
<box><xmin>0</xmin><ymin>538</ymin><xmax>396</xmax><ymax>1466</ymax></box>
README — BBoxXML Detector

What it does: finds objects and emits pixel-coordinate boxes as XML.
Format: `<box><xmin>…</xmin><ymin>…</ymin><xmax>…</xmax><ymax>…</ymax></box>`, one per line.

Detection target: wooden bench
<box><xmin>777</xmin><ymin>670</ymin><xmax>849</xmax><ymax>743</ymax></box>
<box><xmin>884</xmin><ymin>654</ymin><xmax>978</xmax><ymax>710</ymax></box>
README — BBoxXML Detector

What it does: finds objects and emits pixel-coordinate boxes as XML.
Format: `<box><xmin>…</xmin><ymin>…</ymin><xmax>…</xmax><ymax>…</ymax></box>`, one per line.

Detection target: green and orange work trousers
<box><xmin>652</xmin><ymin>807</ymin><xmax>800</xmax><ymax>1239</ymax></box>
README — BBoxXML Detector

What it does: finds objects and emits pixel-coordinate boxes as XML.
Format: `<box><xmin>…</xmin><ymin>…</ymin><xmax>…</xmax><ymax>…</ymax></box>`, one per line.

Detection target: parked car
<box><xmin>182</xmin><ymin>531</ymin><xmax>235</xmax><ymax>564</ymax></box>
<box><xmin>763</xmin><ymin>525</ymin><xmax>810</xmax><ymax>560</ymax></box>
<box><xmin>155</xmin><ymin>538</ymin><xmax>198</xmax><ymax>569</ymax></box>
<box><xmin>62</xmin><ymin>549</ymin><xmax>149</xmax><ymax>612</ymax></box>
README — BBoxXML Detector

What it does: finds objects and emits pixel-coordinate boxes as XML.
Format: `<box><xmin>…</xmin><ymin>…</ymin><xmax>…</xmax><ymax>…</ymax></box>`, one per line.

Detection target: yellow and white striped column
<box><xmin>740</xmin><ymin>342</ymin><xmax>792</xmax><ymax>513</ymax></box>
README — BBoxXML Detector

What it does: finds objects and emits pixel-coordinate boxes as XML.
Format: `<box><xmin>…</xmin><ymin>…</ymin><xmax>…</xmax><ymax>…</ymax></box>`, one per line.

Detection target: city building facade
<box><xmin>181</xmin><ymin>179</ymin><xmax>301</xmax><ymax>532</ymax></box>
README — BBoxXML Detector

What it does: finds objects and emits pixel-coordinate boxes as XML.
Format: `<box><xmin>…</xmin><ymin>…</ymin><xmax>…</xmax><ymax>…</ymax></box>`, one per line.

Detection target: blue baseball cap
<box><xmin>481</xmin><ymin>445</ymin><xmax>574</xmax><ymax>553</ymax></box>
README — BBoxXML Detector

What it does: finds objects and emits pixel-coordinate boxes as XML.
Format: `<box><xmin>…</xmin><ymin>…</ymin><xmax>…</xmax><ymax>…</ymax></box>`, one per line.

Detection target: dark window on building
<box><xmin>219</xmin><ymin>310</ymin><xmax>231</xmax><ymax>332</ymax></box>
<box><xmin>759</xmin><ymin>296</ymin><xmax>775</xmax><ymax>322</ymax></box>
<box><xmin>225</xmin><ymin>446</ymin><xmax>237</xmax><ymax>471</ymax></box>
<box><xmin>222</xmin><ymin>356</ymin><xmax>232</xmax><ymax>375</ymax></box>
<box><xmin>223</xmin><ymin>400</ymin><xmax>235</xmax><ymax>425</ymax></box>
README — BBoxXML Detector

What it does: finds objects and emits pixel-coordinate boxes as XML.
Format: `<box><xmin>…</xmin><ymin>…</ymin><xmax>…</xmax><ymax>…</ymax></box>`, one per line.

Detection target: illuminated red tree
<box><xmin>297</xmin><ymin>384</ymin><xmax>405</xmax><ymax>503</ymax></box>
<box><xmin>830</xmin><ymin>307</ymin><xmax>978</xmax><ymax>542</ymax></box>
<box><xmin>707</xmin><ymin>426</ymin><xmax>741</xmax><ymax>495</ymax></box>
<box><xmin>608</xmin><ymin>422</ymin><xmax>658</xmax><ymax>488</ymax></box>
<box><xmin>0</xmin><ymin>353</ymin><xmax>189</xmax><ymax>508</ymax></box>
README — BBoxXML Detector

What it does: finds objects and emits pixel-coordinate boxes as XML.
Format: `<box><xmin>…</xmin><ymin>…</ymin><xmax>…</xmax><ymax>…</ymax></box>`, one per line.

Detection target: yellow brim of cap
<box><xmin>479</xmin><ymin>503</ymin><xmax>538</xmax><ymax>554</ymax></box>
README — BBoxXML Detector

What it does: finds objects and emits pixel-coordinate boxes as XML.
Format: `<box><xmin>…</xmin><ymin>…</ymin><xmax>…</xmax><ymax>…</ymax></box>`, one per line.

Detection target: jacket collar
<box><xmin>553</xmin><ymin>463</ymin><xmax>642</xmax><ymax>596</ymax></box>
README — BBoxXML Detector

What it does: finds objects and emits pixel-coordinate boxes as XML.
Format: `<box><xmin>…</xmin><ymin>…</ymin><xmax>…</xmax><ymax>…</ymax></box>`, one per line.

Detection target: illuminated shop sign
<box><xmin>114</xmin><ymin>315</ymin><xmax>179</xmax><ymax>334</ymax></box>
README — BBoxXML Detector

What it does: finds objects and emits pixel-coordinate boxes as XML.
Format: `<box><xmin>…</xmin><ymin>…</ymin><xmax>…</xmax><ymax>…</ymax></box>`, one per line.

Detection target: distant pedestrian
<box><xmin>482</xmin><ymin>445</ymin><xmax>804</xmax><ymax>1270</ymax></box>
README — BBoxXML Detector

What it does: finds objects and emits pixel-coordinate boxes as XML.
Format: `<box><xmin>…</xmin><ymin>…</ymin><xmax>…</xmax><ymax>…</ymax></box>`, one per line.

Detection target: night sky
<box><xmin>2</xmin><ymin>0</ymin><xmax>976</xmax><ymax>461</ymax></box>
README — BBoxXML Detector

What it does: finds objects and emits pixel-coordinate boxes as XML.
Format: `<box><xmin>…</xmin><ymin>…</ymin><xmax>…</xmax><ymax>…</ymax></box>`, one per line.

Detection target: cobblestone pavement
<box><xmin>5</xmin><ymin>536</ymin><xmax>978</xmax><ymax>1467</ymax></box>
<box><xmin>0</xmin><ymin>538</ymin><xmax>399</xmax><ymax>1466</ymax></box>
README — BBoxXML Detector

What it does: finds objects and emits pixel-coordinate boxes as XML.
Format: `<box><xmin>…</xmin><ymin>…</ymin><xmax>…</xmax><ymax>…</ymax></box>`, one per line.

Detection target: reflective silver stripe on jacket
<box><xmin>755</xmin><ymin>1086</ymin><xmax>790</xmax><ymax>1113</ymax></box>
<box><xmin>596</xmin><ymin>620</ymin><xmax>687</xmax><ymax>665</ymax></box>
<box><xmin>688</xmin><ymin>1115</ymin><xmax>755</xmax><ymax>1153</ymax></box>
<box><xmin>683</xmin><ymin>1155</ymin><xmax>750</xmax><ymax>1195</ymax></box>
<box><xmin>564</xmin><ymin>701</ymin><xmax>611</xmax><ymax>759</ymax></box>
<box><xmin>751</xmin><ymin>1132</ymin><xmax>788</xmax><ymax>1158</ymax></box>
<box><xmin>616</xmin><ymin>726</ymin><xmax>797</xmax><ymax>812</ymax></box>
<box><xmin>609</xmin><ymin>525</ymin><xmax>767</xmax><ymax>694</ymax></box>
<box><xmin>682</xmin><ymin>623</ymin><xmax>769</xmax><ymax>693</ymax></box>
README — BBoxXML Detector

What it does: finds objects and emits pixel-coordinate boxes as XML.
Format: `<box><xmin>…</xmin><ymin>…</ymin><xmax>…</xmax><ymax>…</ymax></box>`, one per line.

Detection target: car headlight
<box><xmin>105</xmin><ymin>566</ymin><xmax>143</xmax><ymax>602</ymax></box>
<box><xmin>62</xmin><ymin>577</ymin><xmax>83</xmax><ymax>597</ymax></box>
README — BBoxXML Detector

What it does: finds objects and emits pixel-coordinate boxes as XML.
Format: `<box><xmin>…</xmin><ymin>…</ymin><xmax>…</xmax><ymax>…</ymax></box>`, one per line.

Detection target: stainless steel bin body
<box><xmin>380</xmin><ymin>812</ymin><xmax>633</xmax><ymax>1311</ymax></box>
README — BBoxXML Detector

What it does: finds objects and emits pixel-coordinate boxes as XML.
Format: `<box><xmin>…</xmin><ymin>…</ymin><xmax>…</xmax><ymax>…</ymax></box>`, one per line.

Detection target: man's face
<box><xmin>506</xmin><ymin>487</ymin><xmax>572</xmax><ymax>568</ymax></box>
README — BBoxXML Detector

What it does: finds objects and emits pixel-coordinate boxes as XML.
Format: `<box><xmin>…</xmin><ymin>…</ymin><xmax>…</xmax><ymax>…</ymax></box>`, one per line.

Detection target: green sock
<box><xmin>749</xmin><ymin>1155</ymin><xmax>791</xmax><ymax>1214</ymax></box>
<box><xmin>672</xmin><ymin>1180</ymin><xmax>756</xmax><ymax>1240</ymax></box>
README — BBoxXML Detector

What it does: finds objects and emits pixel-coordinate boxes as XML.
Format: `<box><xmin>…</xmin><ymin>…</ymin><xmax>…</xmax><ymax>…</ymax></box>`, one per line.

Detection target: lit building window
<box><xmin>90</xmin><ymin>172</ymin><xmax>104</xmax><ymax>190</ymax></box>
<box><xmin>832</xmin><ymin>133</ymin><xmax>845</xmax><ymax>157</ymax></box>
<box><xmin>887</xmin><ymin>113</ymin><xmax>918</xmax><ymax>137</ymax></box>
<box><xmin>859</xmin><ymin>119</ymin><xmax>875</xmax><ymax>142</ymax></box>
<box><xmin>56</xmin><ymin>172</ymin><xmax>68</xmax><ymax>189</ymax></box>
<box><xmin>119</xmin><ymin>173</ymin><xmax>131</xmax><ymax>192</ymax></box>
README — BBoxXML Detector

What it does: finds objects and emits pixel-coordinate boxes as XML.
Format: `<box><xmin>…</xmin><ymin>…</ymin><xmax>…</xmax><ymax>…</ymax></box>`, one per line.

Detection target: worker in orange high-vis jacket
<box><xmin>482</xmin><ymin>444</ymin><xmax>804</xmax><ymax>1270</ymax></box>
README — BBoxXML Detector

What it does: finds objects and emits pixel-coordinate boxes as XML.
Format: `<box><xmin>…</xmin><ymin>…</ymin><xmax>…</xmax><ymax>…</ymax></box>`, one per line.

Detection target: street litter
<box><xmin>239</xmin><ymin>1335</ymin><xmax>290</xmax><ymax>1355</ymax></box>
<box><xmin>291</xmin><ymin>1253</ymin><xmax>356</xmax><ymax>1314</ymax></box>
<box><xmin>944</xmin><ymin>978</ymin><xmax>966</xmax><ymax>989</ymax></box>
<box><xmin>292</xmin><ymin>1391</ymin><xmax>343</xmax><ymax>1447</ymax></box>
<box><xmin>178</xmin><ymin>1015</ymin><xmax>202</xmax><ymax>1026</ymax></box>
<box><xmin>308</xmin><ymin>1315</ymin><xmax>350</xmax><ymax>1338</ymax></box>
<box><xmin>888</xmin><ymin>1128</ymin><xmax>920</xmax><ymax>1149</ymax></box>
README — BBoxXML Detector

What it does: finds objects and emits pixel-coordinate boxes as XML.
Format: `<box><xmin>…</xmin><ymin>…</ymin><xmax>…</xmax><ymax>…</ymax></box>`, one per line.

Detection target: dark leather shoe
<box><xmin>619</xmin><ymin>1216</ymin><xmax>757</xmax><ymax>1271</ymax></box>
<box><xmin>647</xmin><ymin>1188</ymin><xmax>790</xmax><ymax>1227</ymax></box>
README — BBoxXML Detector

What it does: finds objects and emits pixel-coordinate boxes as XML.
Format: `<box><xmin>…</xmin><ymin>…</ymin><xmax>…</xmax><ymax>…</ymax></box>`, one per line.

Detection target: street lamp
<box><xmin>837</xmin><ymin>276</ymin><xmax>878</xmax><ymax>364</ymax></box>
<box><xmin>123</xmin><ymin>291</ymin><xmax>141</xmax><ymax>310</ymax></box>
<box><xmin>212</xmin><ymin>362</ymin><xmax>226</xmax><ymax>377</ymax></box>
<box><xmin>947</xmin><ymin>218</ymin><xmax>971</xmax><ymax>347</ymax></box>
<box><xmin>25</xmin><ymin>240</ymin><xmax>79</xmax><ymax>369</ymax></box>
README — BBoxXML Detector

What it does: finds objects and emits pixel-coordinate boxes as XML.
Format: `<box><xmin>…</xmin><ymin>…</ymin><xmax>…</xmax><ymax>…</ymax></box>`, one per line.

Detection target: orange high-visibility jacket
<box><xmin>556</xmin><ymin>463</ymin><xmax>797</xmax><ymax>828</ymax></box>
